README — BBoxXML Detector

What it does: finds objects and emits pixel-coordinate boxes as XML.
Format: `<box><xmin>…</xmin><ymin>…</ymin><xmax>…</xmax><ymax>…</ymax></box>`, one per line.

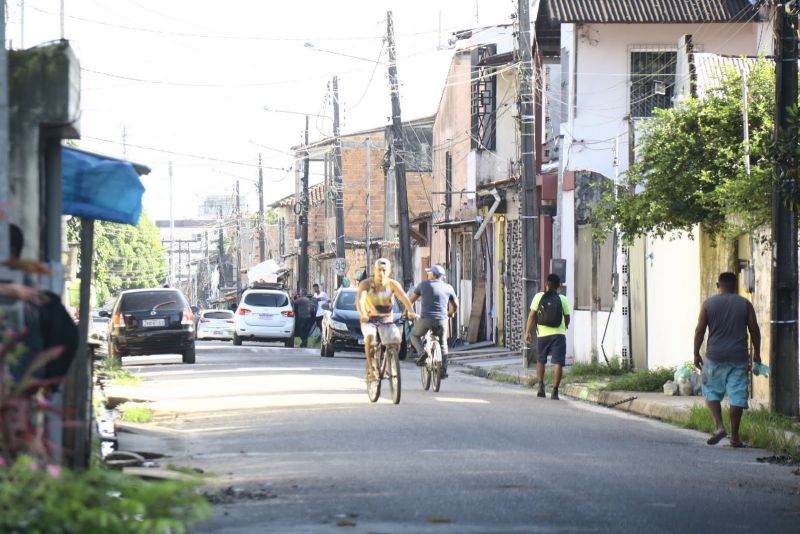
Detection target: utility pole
<box><xmin>333</xmin><ymin>76</ymin><xmax>346</xmax><ymax>287</ymax></box>
<box><xmin>365</xmin><ymin>138</ymin><xmax>372</xmax><ymax>271</ymax></box>
<box><xmin>258</xmin><ymin>153</ymin><xmax>266</xmax><ymax>263</ymax></box>
<box><xmin>177</xmin><ymin>237</ymin><xmax>183</xmax><ymax>291</ymax></box>
<box><xmin>299</xmin><ymin>115</ymin><xmax>310</xmax><ymax>293</ymax></box>
<box><xmin>169</xmin><ymin>161</ymin><xmax>175</xmax><ymax>286</ymax></box>
<box><xmin>235</xmin><ymin>180</ymin><xmax>242</xmax><ymax>295</ymax></box>
<box><xmin>771</xmin><ymin>2</ymin><xmax>799</xmax><ymax>417</ymax></box>
<box><xmin>518</xmin><ymin>0</ymin><xmax>541</xmax><ymax>368</ymax></box>
<box><xmin>386</xmin><ymin>10</ymin><xmax>414</xmax><ymax>290</ymax></box>
<box><xmin>217</xmin><ymin>206</ymin><xmax>225</xmax><ymax>289</ymax></box>
<box><xmin>0</xmin><ymin>0</ymin><xmax>9</xmax><ymax>261</ymax></box>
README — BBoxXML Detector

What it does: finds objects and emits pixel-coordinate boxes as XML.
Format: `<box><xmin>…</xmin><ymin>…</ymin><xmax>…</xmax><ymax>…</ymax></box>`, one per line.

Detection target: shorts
<box><xmin>702</xmin><ymin>359</ymin><xmax>749</xmax><ymax>409</ymax></box>
<box><xmin>360</xmin><ymin>321</ymin><xmax>401</xmax><ymax>345</ymax></box>
<box><xmin>537</xmin><ymin>334</ymin><xmax>566</xmax><ymax>366</ymax></box>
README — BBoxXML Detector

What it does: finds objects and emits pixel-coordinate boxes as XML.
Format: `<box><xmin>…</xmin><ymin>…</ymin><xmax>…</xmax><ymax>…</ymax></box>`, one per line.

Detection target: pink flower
<box><xmin>30</xmin><ymin>462</ymin><xmax>39</xmax><ymax>470</ymax></box>
<box><xmin>46</xmin><ymin>464</ymin><xmax>61</xmax><ymax>479</ymax></box>
<box><xmin>0</xmin><ymin>457</ymin><xmax>6</xmax><ymax>466</ymax></box>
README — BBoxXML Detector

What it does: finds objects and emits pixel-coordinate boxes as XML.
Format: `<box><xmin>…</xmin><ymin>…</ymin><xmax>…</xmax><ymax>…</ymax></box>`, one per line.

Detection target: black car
<box><xmin>102</xmin><ymin>288</ymin><xmax>196</xmax><ymax>364</ymax></box>
<box><xmin>319</xmin><ymin>288</ymin><xmax>406</xmax><ymax>359</ymax></box>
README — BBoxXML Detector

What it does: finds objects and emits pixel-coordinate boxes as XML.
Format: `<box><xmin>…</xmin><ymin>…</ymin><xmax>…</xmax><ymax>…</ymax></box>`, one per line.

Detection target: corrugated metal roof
<box><xmin>546</xmin><ymin>0</ymin><xmax>760</xmax><ymax>23</ymax></box>
<box><xmin>693</xmin><ymin>53</ymin><xmax>757</xmax><ymax>95</ymax></box>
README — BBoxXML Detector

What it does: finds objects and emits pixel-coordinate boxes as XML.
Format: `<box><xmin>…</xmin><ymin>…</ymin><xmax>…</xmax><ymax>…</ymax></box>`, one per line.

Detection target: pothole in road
<box><xmin>204</xmin><ymin>485</ymin><xmax>278</xmax><ymax>504</ymax></box>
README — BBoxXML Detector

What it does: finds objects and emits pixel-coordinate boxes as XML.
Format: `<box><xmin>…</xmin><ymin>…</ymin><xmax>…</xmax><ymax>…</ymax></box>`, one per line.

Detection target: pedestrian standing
<box><xmin>693</xmin><ymin>272</ymin><xmax>761</xmax><ymax>447</ymax></box>
<box><xmin>293</xmin><ymin>291</ymin><xmax>315</xmax><ymax>348</ymax></box>
<box><xmin>524</xmin><ymin>273</ymin><xmax>570</xmax><ymax>400</ymax></box>
<box><xmin>409</xmin><ymin>264</ymin><xmax>458</xmax><ymax>378</ymax></box>
<box><xmin>312</xmin><ymin>283</ymin><xmax>330</xmax><ymax>336</ymax></box>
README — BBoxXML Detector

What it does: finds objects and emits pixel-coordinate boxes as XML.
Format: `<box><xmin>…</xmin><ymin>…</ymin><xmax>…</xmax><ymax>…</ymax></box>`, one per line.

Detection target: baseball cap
<box><xmin>425</xmin><ymin>264</ymin><xmax>446</xmax><ymax>277</ymax></box>
<box><xmin>375</xmin><ymin>258</ymin><xmax>391</xmax><ymax>270</ymax></box>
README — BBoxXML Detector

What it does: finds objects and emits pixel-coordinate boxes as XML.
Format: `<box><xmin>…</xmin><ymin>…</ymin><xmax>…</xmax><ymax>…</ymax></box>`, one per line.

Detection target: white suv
<box><xmin>233</xmin><ymin>289</ymin><xmax>295</xmax><ymax>347</ymax></box>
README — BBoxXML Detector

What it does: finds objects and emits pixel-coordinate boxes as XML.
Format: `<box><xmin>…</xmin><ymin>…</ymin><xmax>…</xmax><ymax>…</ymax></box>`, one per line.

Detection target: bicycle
<box><xmin>365</xmin><ymin>319</ymin><xmax>402</xmax><ymax>404</ymax></box>
<box><xmin>419</xmin><ymin>329</ymin><xmax>444</xmax><ymax>392</ymax></box>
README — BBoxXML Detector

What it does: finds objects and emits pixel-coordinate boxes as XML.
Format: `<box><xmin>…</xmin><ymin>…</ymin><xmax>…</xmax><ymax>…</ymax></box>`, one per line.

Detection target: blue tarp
<box><xmin>62</xmin><ymin>147</ymin><xmax>146</xmax><ymax>226</ymax></box>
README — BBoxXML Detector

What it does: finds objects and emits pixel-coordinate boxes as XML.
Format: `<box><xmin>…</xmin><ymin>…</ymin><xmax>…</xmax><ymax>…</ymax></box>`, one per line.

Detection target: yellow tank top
<box><xmin>365</xmin><ymin>279</ymin><xmax>394</xmax><ymax>316</ymax></box>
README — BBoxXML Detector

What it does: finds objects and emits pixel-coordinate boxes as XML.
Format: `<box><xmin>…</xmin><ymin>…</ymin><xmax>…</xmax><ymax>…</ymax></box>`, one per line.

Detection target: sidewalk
<box><xmin>448</xmin><ymin>348</ymin><xmax>706</xmax><ymax>422</ymax></box>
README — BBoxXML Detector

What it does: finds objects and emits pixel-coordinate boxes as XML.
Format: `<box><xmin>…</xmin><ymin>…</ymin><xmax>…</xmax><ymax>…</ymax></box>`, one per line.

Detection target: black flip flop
<box><xmin>707</xmin><ymin>430</ymin><xmax>728</xmax><ymax>445</ymax></box>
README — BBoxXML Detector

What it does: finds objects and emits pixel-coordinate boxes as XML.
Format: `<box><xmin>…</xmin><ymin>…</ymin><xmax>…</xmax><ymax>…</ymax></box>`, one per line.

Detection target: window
<box><xmin>121</xmin><ymin>291</ymin><xmax>186</xmax><ymax>311</ymax></box>
<box><xmin>334</xmin><ymin>290</ymin><xmax>358</xmax><ymax>311</ymax></box>
<box><xmin>445</xmin><ymin>151</ymin><xmax>453</xmax><ymax>210</ymax></box>
<box><xmin>630</xmin><ymin>49</ymin><xmax>677</xmax><ymax>118</ymax></box>
<box><xmin>244</xmin><ymin>292</ymin><xmax>289</xmax><ymax>307</ymax></box>
<box><xmin>471</xmin><ymin>45</ymin><xmax>497</xmax><ymax>150</ymax></box>
<box><xmin>203</xmin><ymin>311</ymin><xmax>234</xmax><ymax>320</ymax></box>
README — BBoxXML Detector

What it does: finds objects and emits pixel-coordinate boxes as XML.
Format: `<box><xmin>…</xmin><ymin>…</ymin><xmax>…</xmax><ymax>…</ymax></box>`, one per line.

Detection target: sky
<box><xmin>7</xmin><ymin>0</ymin><xmax>515</xmax><ymax>221</ymax></box>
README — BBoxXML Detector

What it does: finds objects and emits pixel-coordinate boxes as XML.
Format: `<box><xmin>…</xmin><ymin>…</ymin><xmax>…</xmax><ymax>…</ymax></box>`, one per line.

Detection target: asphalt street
<box><xmin>115</xmin><ymin>342</ymin><xmax>800</xmax><ymax>533</ymax></box>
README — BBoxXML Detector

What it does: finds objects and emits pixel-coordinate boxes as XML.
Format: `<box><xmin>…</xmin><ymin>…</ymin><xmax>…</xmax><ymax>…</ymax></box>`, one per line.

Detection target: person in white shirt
<box><xmin>312</xmin><ymin>283</ymin><xmax>330</xmax><ymax>335</ymax></box>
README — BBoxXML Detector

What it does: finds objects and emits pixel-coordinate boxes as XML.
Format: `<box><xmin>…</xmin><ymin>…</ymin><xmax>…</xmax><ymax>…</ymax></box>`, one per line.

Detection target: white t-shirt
<box><xmin>314</xmin><ymin>291</ymin><xmax>330</xmax><ymax>317</ymax></box>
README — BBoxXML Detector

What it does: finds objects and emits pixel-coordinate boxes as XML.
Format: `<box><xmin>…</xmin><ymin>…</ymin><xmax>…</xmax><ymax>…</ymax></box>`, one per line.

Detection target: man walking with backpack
<box><xmin>524</xmin><ymin>273</ymin><xmax>570</xmax><ymax>400</ymax></box>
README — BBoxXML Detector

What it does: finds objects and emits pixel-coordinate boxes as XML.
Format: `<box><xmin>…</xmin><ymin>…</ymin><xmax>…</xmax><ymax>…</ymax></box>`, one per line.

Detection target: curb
<box><xmin>560</xmin><ymin>384</ymin><xmax>693</xmax><ymax>421</ymax></box>
<box><xmin>454</xmin><ymin>362</ymin><xmax>693</xmax><ymax>422</ymax></box>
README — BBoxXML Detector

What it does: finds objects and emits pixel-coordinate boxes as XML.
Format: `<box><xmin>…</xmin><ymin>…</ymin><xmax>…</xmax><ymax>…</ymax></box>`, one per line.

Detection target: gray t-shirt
<box><xmin>704</xmin><ymin>293</ymin><xmax>750</xmax><ymax>363</ymax></box>
<box><xmin>413</xmin><ymin>279</ymin><xmax>457</xmax><ymax>320</ymax></box>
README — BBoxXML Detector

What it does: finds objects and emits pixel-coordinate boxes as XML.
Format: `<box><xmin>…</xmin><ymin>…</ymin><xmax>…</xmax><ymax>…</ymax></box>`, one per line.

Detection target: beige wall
<box><xmin>431</xmin><ymin>52</ymin><xmax>473</xmax><ymax>267</ymax></box>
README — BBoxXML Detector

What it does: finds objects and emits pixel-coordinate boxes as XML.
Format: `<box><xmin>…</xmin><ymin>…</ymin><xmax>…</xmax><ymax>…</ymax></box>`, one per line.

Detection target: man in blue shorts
<box><xmin>524</xmin><ymin>274</ymin><xmax>570</xmax><ymax>400</ymax></box>
<box><xmin>694</xmin><ymin>272</ymin><xmax>761</xmax><ymax>447</ymax></box>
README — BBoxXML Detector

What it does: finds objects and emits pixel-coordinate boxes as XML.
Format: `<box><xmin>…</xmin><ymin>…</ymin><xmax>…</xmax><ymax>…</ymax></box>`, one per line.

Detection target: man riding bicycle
<box><xmin>409</xmin><ymin>264</ymin><xmax>458</xmax><ymax>378</ymax></box>
<box><xmin>357</xmin><ymin>258</ymin><xmax>417</xmax><ymax>380</ymax></box>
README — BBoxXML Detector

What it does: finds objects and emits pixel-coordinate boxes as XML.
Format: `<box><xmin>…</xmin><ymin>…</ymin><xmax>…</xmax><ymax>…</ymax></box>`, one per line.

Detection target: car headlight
<box><xmin>331</xmin><ymin>320</ymin><xmax>349</xmax><ymax>331</ymax></box>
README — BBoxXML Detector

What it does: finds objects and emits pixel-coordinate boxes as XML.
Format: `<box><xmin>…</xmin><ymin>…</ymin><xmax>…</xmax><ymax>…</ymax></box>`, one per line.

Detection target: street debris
<box><xmin>204</xmin><ymin>485</ymin><xmax>278</xmax><ymax>504</ymax></box>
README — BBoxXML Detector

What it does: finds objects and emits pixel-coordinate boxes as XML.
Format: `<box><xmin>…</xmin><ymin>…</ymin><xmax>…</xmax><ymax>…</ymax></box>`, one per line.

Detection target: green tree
<box><xmin>68</xmin><ymin>211</ymin><xmax>168</xmax><ymax>305</ymax></box>
<box><xmin>593</xmin><ymin>59</ymin><xmax>775</xmax><ymax>241</ymax></box>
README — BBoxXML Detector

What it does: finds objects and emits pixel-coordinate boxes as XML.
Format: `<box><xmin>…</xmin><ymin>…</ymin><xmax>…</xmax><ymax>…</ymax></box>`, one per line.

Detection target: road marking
<box><xmin>434</xmin><ymin>397</ymin><xmax>490</xmax><ymax>404</ymax></box>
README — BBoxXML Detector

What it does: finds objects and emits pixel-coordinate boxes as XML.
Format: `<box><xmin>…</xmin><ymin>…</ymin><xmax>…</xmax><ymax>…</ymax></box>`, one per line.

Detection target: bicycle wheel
<box><xmin>367</xmin><ymin>349</ymin><xmax>383</xmax><ymax>403</ymax></box>
<box><xmin>388</xmin><ymin>345</ymin><xmax>401</xmax><ymax>404</ymax></box>
<box><xmin>431</xmin><ymin>341</ymin><xmax>442</xmax><ymax>392</ymax></box>
<box><xmin>421</xmin><ymin>361</ymin><xmax>431</xmax><ymax>390</ymax></box>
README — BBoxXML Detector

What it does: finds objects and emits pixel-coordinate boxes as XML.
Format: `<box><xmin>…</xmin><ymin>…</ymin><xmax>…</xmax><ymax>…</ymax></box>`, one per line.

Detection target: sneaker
<box><xmin>551</xmin><ymin>387</ymin><xmax>560</xmax><ymax>400</ymax></box>
<box><xmin>416</xmin><ymin>355</ymin><xmax>427</xmax><ymax>367</ymax></box>
<box><xmin>537</xmin><ymin>383</ymin><xmax>546</xmax><ymax>398</ymax></box>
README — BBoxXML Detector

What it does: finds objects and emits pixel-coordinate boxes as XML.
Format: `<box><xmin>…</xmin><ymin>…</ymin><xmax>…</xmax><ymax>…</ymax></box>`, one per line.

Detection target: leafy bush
<box><xmin>604</xmin><ymin>367</ymin><xmax>676</xmax><ymax>392</ymax></box>
<box><xmin>0</xmin><ymin>456</ymin><xmax>211</xmax><ymax>533</ymax></box>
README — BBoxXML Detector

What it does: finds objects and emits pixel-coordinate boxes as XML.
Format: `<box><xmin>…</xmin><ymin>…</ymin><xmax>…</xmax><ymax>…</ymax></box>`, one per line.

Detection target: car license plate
<box><xmin>259</xmin><ymin>314</ymin><xmax>273</xmax><ymax>320</ymax></box>
<box><xmin>358</xmin><ymin>338</ymin><xmax>365</xmax><ymax>345</ymax></box>
<box><xmin>213</xmin><ymin>331</ymin><xmax>223</xmax><ymax>335</ymax></box>
<box><xmin>142</xmin><ymin>318</ymin><xmax>165</xmax><ymax>327</ymax></box>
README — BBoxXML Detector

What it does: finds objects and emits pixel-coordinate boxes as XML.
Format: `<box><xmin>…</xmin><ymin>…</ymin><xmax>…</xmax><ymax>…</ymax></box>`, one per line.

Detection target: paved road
<box><xmin>115</xmin><ymin>342</ymin><xmax>800</xmax><ymax>533</ymax></box>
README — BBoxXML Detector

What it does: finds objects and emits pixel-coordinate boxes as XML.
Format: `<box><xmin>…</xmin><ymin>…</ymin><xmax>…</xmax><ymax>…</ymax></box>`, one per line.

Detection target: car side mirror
<box><xmin>190</xmin><ymin>306</ymin><xmax>199</xmax><ymax>314</ymax></box>
<box><xmin>98</xmin><ymin>310</ymin><xmax>110</xmax><ymax>317</ymax></box>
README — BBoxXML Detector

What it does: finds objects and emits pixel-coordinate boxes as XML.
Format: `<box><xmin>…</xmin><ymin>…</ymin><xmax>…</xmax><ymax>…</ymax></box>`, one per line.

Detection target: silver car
<box><xmin>196</xmin><ymin>309</ymin><xmax>235</xmax><ymax>341</ymax></box>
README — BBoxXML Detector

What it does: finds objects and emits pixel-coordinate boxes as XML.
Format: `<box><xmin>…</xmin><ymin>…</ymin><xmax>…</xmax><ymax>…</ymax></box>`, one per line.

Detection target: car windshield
<box><xmin>204</xmin><ymin>311</ymin><xmax>234</xmax><ymax>319</ymax></box>
<box><xmin>335</xmin><ymin>291</ymin><xmax>401</xmax><ymax>312</ymax></box>
<box><xmin>244</xmin><ymin>292</ymin><xmax>289</xmax><ymax>307</ymax></box>
<box><xmin>121</xmin><ymin>291</ymin><xmax>185</xmax><ymax>311</ymax></box>
<box><xmin>335</xmin><ymin>291</ymin><xmax>357</xmax><ymax>311</ymax></box>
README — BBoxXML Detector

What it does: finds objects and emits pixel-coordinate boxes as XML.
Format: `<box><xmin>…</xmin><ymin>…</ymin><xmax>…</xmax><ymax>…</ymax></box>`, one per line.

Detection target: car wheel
<box><xmin>284</xmin><ymin>337</ymin><xmax>294</xmax><ymax>348</ymax></box>
<box><xmin>182</xmin><ymin>343</ymin><xmax>196</xmax><ymax>364</ymax></box>
<box><xmin>233</xmin><ymin>333</ymin><xmax>242</xmax><ymax>346</ymax></box>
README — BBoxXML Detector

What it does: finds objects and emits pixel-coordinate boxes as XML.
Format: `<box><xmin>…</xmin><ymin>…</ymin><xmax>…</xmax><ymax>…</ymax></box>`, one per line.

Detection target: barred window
<box><xmin>630</xmin><ymin>49</ymin><xmax>677</xmax><ymax>118</ymax></box>
<box><xmin>471</xmin><ymin>45</ymin><xmax>497</xmax><ymax>151</ymax></box>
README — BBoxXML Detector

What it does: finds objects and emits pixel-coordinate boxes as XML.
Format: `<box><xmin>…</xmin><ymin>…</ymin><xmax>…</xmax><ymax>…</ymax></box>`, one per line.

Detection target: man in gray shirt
<box><xmin>409</xmin><ymin>265</ymin><xmax>458</xmax><ymax>377</ymax></box>
<box><xmin>694</xmin><ymin>272</ymin><xmax>761</xmax><ymax>448</ymax></box>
